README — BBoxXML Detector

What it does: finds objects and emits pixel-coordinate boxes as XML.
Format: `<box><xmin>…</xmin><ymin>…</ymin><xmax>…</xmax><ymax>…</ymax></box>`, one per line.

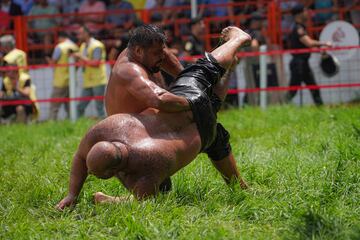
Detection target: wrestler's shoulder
<box><xmin>112</xmin><ymin>62</ymin><xmax>147</xmax><ymax>81</ymax></box>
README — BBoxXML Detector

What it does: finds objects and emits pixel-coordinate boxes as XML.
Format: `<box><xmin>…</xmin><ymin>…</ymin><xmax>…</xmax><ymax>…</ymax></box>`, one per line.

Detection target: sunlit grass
<box><xmin>1</xmin><ymin>105</ymin><xmax>359</xmax><ymax>239</ymax></box>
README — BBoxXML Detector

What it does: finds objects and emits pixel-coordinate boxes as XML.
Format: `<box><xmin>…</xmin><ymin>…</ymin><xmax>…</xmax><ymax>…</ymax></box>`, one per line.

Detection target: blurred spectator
<box><xmin>286</xmin><ymin>4</ymin><xmax>332</xmax><ymax>105</ymax></box>
<box><xmin>0</xmin><ymin>63</ymin><xmax>39</xmax><ymax>123</ymax></box>
<box><xmin>145</xmin><ymin>0</ymin><xmax>157</xmax><ymax>9</ymax></box>
<box><xmin>28</xmin><ymin>0</ymin><xmax>59</xmax><ymax>56</ymax></box>
<box><xmin>169</xmin><ymin>37</ymin><xmax>186</xmax><ymax>65</ymax></box>
<box><xmin>174</xmin><ymin>0</ymin><xmax>191</xmax><ymax>19</ymax></box>
<box><xmin>57</xmin><ymin>0</ymin><xmax>82</xmax><ymax>38</ymax></box>
<box><xmin>1</xmin><ymin>0</ymin><xmax>22</xmax><ymax>15</ymax></box>
<box><xmin>198</xmin><ymin>0</ymin><xmax>234</xmax><ymax>19</ymax></box>
<box><xmin>184</xmin><ymin>17</ymin><xmax>205</xmax><ymax>59</ymax></box>
<box><xmin>199</xmin><ymin>0</ymin><xmax>234</xmax><ymax>34</ymax></box>
<box><xmin>344</xmin><ymin>0</ymin><xmax>360</xmax><ymax>26</ymax></box>
<box><xmin>309</xmin><ymin>0</ymin><xmax>339</xmax><ymax>25</ymax></box>
<box><xmin>74</xmin><ymin>25</ymin><xmax>107</xmax><ymax>118</ymax></box>
<box><xmin>47</xmin><ymin>0</ymin><xmax>59</xmax><ymax>7</ymax></box>
<box><xmin>128</xmin><ymin>0</ymin><xmax>145</xmax><ymax>9</ymax></box>
<box><xmin>150</xmin><ymin>12</ymin><xmax>163</xmax><ymax>26</ymax></box>
<box><xmin>0</xmin><ymin>0</ymin><xmax>23</xmax><ymax>30</ymax></box>
<box><xmin>163</xmin><ymin>25</ymin><xmax>175</xmax><ymax>46</ymax></box>
<box><xmin>128</xmin><ymin>0</ymin><xmax>146</xmax><ymax>19</ymax></box>
<box><xmin>276</xmin><ymin>0</ymin><xmax>298</xmax><ymax>47</ymax></box>
<box><xmin>107</xmin><ymin>33</ymin><xmax>130</xmax><ymax>61</ymax></box>
<box><xmin>45</xmin><ymin>32</ymin><xmax>79</xmax><ymax>120</ymax></box>
<box><xmin>13</xmin><ymin>0</ymin><xmax>32</xmax><ymax>15</ymax></box>
<box><xmin>0</xmin><ymin>9</ymin><xmax>10</xmax><ymax>31</ymax></box>
<box><xmin>0</xmin><ymin>35</ymin><xmax>28</xmax><ymax>77</ymax></box>
<box><xmin>162</xmin><ymin>0</ymin><xmax>178</xmax><ymax>23</ymax></box>
<box><xmin>233</xmin><ymin>0</ymin><xmax>257</xmax><ymax>16</ymax></box>
<box><xmin>107</xmin><ymin>0</ymin><xmax>137</xmax><ymax>30</ymax></box>
<box><xmin>78</xmin><ymin>0</ymin><xmax>106</xmax><ymax>35</ymax></box>
<box><xmin>243</xmin><ymin>11</ymin><xmax>266</xmax><ymax>106</ymax></box>
<box><xmin>146</xmin><ymin>0</ymin><xmax>167</xmax><ymax>26</ymax></box>
<box><xmin>59</xmin><ymin>0</ymin><xmax>81</xmax><ymax>14</ymax></box>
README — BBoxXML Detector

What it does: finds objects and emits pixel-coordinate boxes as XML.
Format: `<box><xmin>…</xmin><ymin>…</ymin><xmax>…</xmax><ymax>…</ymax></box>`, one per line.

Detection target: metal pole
<box><xmin>235</xmin><ymin>63</ymin><xmax>243</xmax><ymax>108</ymax></box>
<box><xmin>259</xmin><ymin>45</ymin><xmax>267</xmax><ymax>109</ymax></box>
<box><xmin>69</xmin><ymin>57</ymin><xmax>77</xmax><ymax>122</ymax></box>
<box><xmin>191</xmin><ymin>0</ymin><xmax>197</xmax><ymax>18</ymax></box>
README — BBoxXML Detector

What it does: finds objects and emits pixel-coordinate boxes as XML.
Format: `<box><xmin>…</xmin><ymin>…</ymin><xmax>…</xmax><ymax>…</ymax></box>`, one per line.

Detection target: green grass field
<box><xmin>1</xmin><ymin>106</ymin><xmax>359</xmax><ymax>239</ymax></box>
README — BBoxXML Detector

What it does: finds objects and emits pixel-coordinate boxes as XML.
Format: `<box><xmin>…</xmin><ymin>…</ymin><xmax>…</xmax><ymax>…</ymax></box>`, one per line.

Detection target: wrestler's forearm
<box><xmin>157</xmin><ymin>93</ymin><xmax>190</xmax><ymax>112</ymax></box>
<box><xmin>67</xmin><ymin>154</ymin><xmax>88</xmax><ymax>198</ymax></box>
<box><xmin>161</xmin><ymin>48</ymin><xmax>184</xmax><ymax>78</ymax></box>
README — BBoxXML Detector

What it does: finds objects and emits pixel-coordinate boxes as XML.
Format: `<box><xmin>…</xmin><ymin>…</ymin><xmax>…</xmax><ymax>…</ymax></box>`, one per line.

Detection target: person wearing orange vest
<box><xmin>73</xmin><ymin>25</ymin><xmax>107</xmax><ymax>118</ymax></box>
<box><xmin>0</xmin><ymin>63</ymin><xmax>39</xmax><ymax>123</ymax></box>
<box><xmin>46</xmin><ymin>32</ymin><xmax>79</xmax><ymax>120</ymax></box>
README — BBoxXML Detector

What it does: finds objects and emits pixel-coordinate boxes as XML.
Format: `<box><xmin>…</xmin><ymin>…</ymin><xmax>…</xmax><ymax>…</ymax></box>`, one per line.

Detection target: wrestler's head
<box><xmin>127</xmin><ymin>24</ymin><xmax>167</xmax><ymax>73</ymax></box>
<box><xmin>86</xmin><ymin>141</ymin><xmax>125</xmax><ymax>179</ymax></box>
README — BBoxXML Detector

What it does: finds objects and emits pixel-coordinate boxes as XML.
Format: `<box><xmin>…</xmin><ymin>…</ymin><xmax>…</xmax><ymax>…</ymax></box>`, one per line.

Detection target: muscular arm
<box><xmin>56</xmin><ymin>151</ymin><xmax>88</xmax><ymax>210</ymax></box>
<box><xmin>160</xmin><ymin>47</ymin><xmax>184</xmax><ymax>78</ymax></box>
<box><xmin>117</xmin><ymin>64</ymin><xmax>190</xmax><ymax>112</ymax></box>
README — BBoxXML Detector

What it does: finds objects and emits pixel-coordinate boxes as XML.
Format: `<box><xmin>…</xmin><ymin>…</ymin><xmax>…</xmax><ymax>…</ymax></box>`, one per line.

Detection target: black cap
<box><xmin>291</xmin><ymin>3</ymin><xmax>305</xmax><ymax>16</ymax></box>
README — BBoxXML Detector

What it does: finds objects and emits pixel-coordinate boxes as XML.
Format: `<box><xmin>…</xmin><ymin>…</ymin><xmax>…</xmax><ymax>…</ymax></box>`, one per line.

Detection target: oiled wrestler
<box><xmin>56</xmin><ymin>26</ymin><xmax>250</xmax><ymax>209</ymax></box>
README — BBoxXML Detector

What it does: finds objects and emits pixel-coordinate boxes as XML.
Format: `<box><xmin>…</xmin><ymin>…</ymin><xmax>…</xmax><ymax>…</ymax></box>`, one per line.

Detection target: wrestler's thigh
<box><xmin>129</xmin><ymin>175</ymin><xmax>160</xmax><ymax>199</ymax></box>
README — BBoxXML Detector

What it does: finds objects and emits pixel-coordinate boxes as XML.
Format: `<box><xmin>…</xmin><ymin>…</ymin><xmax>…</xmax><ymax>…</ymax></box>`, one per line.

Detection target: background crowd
<box><xmin>0</xmin><ymin>0</ymin><xmax>359</xmax><ymax>123</ymax></box>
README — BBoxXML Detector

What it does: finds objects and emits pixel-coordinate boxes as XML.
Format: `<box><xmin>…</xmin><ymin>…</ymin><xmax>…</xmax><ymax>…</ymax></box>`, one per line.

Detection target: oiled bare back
<box><xmin>81</xmin><ymin>111</ymin><xmax>201</xmax><ymax>185</ymax></box>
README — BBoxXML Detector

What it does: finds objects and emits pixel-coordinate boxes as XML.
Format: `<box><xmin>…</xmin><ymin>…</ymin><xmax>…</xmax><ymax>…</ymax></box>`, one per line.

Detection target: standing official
<box><xmin>184</xmin><ymin>17</ymin><xmax>205</xmax><ymax>60</ymax></box>
<box><xmin>286</xmin><ymin>4</ymin><xmax>332</xmax><ymax>105</ymax></box>
<box><xmin>46</xmin><ymin>32</ymin><xmax>79</xmax><ymax>120</ymax></box>
<box><xmin>74</xmin><ymin>25</ymin><xmax>107</xmax><ymax>118</ymax></box>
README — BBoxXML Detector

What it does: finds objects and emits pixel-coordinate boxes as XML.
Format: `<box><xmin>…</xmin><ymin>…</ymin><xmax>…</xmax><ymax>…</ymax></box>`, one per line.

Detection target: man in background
<box><xmin>286</xmin><ymin>4</ymin><xmax>332</xmax><ymax>105</ymax></box>
<box><xmin>46</xmin><ymin>32</ymin><xmax>78</xmax><ymax>120</ymax></box>
<box><xmin>74</xmin><ymin>25</ymin><xmax>107</xmax><ymax>118</ymax></box>
<box><xmin>0</xmin><ymin>35</ymin><xmax>28</xmax><ymax>77</ymax></box>
<box><xmin>0</xmin><ymin>63</ymin><xmax>39</xmax><ymax>123</ymax></box>
<box><xmin>184</xmin><ymin>17</ymin><xmax>205</xmax><ymax>61</ymax></box>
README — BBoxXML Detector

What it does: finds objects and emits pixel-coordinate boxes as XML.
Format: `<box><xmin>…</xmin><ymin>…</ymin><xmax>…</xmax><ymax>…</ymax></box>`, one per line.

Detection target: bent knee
<box><xmin>87</xmin><ymin>141</ymin><xmax>116</xmax><ymax>162</ymax></box>
<box><xmin>86</xmin><ymin>141</ymin><xmax>122</xmax><ymax>176</ymax></box>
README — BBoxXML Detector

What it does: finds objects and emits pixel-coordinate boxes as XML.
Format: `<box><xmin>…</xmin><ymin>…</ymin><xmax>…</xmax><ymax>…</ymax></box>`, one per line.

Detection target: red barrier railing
<box><xmin>1</xmin><ymin>2</ymin><xmax>359</xmax><ymax>63</ymax></box>
<box><xmin>1</xmin><ymin>45</ymin><xmax>358</xmax><ymax>71</ymax></box>
<box><xmin>1</xmin><ymin>44</ymin><xmax>359</xmax><ymax>107</ymax></box>
<box><xmin>2</xmin><ymin>82</ymin><xmax>360</xmax><ymax>107</ymax></box>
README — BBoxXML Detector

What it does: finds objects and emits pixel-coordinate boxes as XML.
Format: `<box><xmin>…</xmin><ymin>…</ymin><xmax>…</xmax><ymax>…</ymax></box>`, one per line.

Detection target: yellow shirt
<box><xmin>3</xmin><ymin>74</ymin><xmax>40</xmax><ymax>119</ymax></box>
<box><xmin>4</xmin><ymin>48</ymin><xmax>28</xmax><ymax>76</ymax></box>
<box><xmin>79</xmin><ymin>38</ymin><xmax>107</xmax><ymax>88</ymax></box>
<box><xmin>53</xmin><ymin>39</ymin><xmax>79</xmax><ymax>88</ymax></box>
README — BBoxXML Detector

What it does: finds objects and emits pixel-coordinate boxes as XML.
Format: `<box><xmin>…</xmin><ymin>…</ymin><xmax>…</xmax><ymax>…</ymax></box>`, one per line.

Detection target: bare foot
<box><xmin>221</xmin><ymin>26</ymin><xmax>251</xmax><ymax>46</ymax></box>
<box><xmin>93</xmin><ymin>192</ymin><xmax>133</xmax><ymax>204</ymax></box>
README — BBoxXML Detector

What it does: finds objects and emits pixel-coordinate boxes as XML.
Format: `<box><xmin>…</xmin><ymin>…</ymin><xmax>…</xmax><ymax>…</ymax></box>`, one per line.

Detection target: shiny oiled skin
<box><xmin>105</xmin><ymin>47</ymin><xmax>183</xmax><ymax>115</ymax></box>
<box><xmin>77</xmin><ymin>110</ymin><xmax>200</xmax><ymax>196</ymax></box>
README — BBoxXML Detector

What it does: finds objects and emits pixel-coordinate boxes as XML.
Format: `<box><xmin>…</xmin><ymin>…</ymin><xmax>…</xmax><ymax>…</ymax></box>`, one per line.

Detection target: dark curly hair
<box><xmin>128</xmin><ymin>24</ymin><xmax>167</xmax><ymax>49</ymax></box>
